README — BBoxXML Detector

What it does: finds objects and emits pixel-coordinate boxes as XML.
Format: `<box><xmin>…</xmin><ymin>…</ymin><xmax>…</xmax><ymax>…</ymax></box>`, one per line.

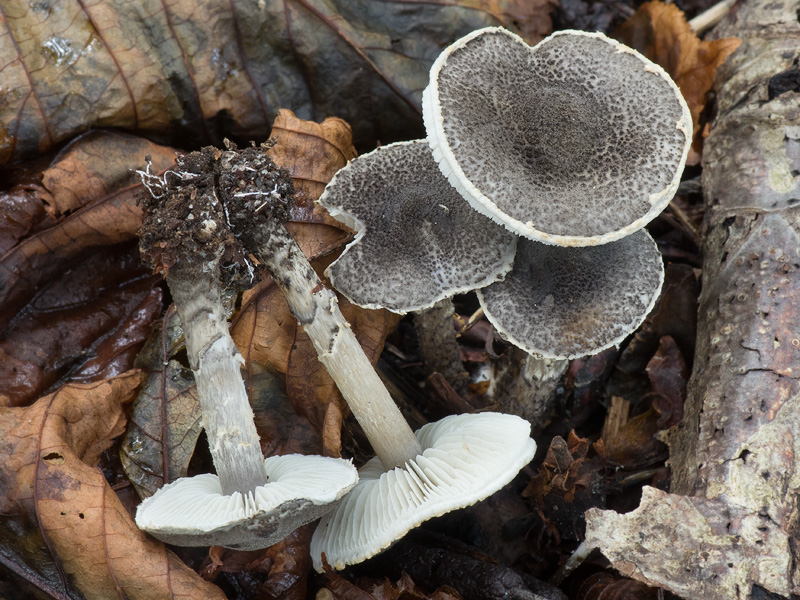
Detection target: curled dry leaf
<box><xmin>0</xmin><ymin>0</ymin><xmax>552</xmax><ymax>166</ymax></box>
<box><xmin>0</xmin><ymin>371</ymin><xmax>225</xmax><ymax>600</ymax></box>
<box><xmin>604</xmin><ymin>336</ymin><xmax>687</xmax><ymax>469</ymax></box>
<box><xmin>615</xmin><ymin>0</ymin><xmax>741</xmax><ymax>164</ymax></box>
<box><xmin>575</xmin><ymin>571</ymin><xmax>662</xmax><ymax>600</ymax></box>
<box><xmin>0</xmin><ymin>175</ymin><xmax>55</xmax><ymax>256</ymax></box>
<box><xmin>270</xmin><ymin>109</ymin><xmax>356</xmax><ymax>259</ymax></box>
<box><xmin>119</xmin><ymin>307</ymin><xmax>204</xmax><ymax>499</ymax></box>
<box><xmin>525</xmin><ymin>433</ymin><xmax>606</xmax><ymax>505</ymax></box>
<box><xmin>0</xmin><ymin>132</ymin><xmax>175</xmax><ymax>335</ymax></box>
<box><xmin>324</xmin><ymin>569</ymin><xmax>462</xmax><ymax>600</ymax></box>
<box><xmin>646</xmin><ymin>335</ymin><xmax>687</xmax><ymax>429</ymax></box>
<box><xmin>0</xmin><ymin>243</ymin><xmax>162</xmax><ymax>408</ymax></box>
<box><xmin>231</xmin><ymin>111</ymin><xmax>401</xmax><ymax>457</ymax></box>
<box><xmin>523</xmin><ymin>433</ymin><xmax>608</xmax><ymax>548</ymax></box>
<box><xmin>200</xmin><ymin>525</ymin><xmax>314</xmax><ymax>600</ymax></box>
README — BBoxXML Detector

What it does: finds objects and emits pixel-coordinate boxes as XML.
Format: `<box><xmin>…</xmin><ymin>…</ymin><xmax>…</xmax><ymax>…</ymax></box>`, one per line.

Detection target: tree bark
<box><xmin>585</xmin><ymin>1</ymin><xmax>800</xmax><ymax>597</ymax></box>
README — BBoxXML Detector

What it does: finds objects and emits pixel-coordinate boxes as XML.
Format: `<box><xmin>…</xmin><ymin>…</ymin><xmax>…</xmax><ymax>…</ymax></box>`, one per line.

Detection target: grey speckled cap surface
<box><xmin>319</xmin><ymin>140</ymin><xmax>517</xmax><ymax>313</ymax></box>
<box><xmin>477</xmin><ymin>229</ymin><xmax>664</xmax><ymax>359</ymax></box>
<box><xmin>424</xmin><ymin>27</ymin><xmax>691</xmax><ymax>247</ymax></box>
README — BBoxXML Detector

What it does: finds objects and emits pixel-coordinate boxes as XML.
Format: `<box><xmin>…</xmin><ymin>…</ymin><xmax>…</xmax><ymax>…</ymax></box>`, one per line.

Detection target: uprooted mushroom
<box><xmin>208</xmin><ymin>141</ymin><xmax>537</xmax><ymax>571</ymax></box>
<box><xmin>134</xmin><ymin>151</ymin><xmax>358</xmax><ymax>550</ymax></box>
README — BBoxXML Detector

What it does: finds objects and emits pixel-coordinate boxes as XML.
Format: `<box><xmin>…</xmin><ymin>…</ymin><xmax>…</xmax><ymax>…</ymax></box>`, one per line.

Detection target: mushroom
<box><xmin>214</xmin><ymin>142</ymin><xmax>536</xmax><ymax>571</ymax></box>
<box><xmin>423</xmin><ymin>27</ymin><xmax>692</xmax><ymax>247</ymax></box>
<box><xmin>310</xmin><ymin>411</ymin><xmax>536</xmax><ymax>571</ymax></box>
<box><xmin>318</xmin><ymin>139</ymin><xmax>517</xmax><ymax>391</ymax></box>
<box><xmin>477</xmin><ymin>229</ymin><xmax>665</xmax><ymax>360</ymax></box>
<box><xmin>133</xmin><ymin>152</ymin><xmax>358</xmax><ymax>550</ymax></box>
<box><xmin>135</xmin><ymin>454</ymin><xmax>359</xmax><ymax>549</ymax></box>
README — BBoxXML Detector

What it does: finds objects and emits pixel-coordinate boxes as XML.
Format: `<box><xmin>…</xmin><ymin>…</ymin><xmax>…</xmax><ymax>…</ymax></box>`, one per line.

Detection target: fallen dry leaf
<box><xmin>574</xmin><ymin>571</ymin><xmax>661</xmax><ymax>600</ymax></box>
<box><xmin>523</xmin><ymin>433</ymin><xmax>608</xmax><ymax>548</ymax></box>
<box><xmin>0</xmin><ymin>371</ymin><xmax>225</xmax><ymax>599</ymax></box>
<box><xmin>118</xmin><ymin>306</ymin><xmax>204</xmax><ymax>498</ymax></box>
<box><xmin>0</xmin><ymin>0</ymin><xmax>552</xmax><ymax>166</ymax></box>
<box><xmin>0</xmin><ymin>132</ymin><xmax>175</xmax><ymax>335</ymax></box>
<box><xmin>0</xmin><ymin>243</ymin><xmax>162</xmax><ymax>407</ymax></box>
<box><xmin>615</xmin><ymin>0</ymin><xmax>741</xmax><ymax>164</ymax></box>
<box><xmin>0</xmin><ymin>174</ymin><xmax>55</xmax><ymax>256</ymax></box>
<box><xmin>324</xmin><ymin>569</ymin><xmax>462</xmax><ymax>600</ymax></box>
<box><xmin>200</xmin><ymin>526</ymin><xmax>315</xmax><ymax>600</ymax></box>
<box><xmin>270</xmin><ymin>109</ymin><xmax>358</xmax><ymax>202</ymax></box>
<box><xmin>271</xmin><ymin>109</ymin><xmax>355</xmax><ymax>260</ymax></box>
<box><xmin>251</xmin><ymin>366</ymin><xmax>324</xmax><ymax>458</ymax></box>
<box><xmin>646</xmin><ymin>335</ymin><xmax>687</xmax><ymax>429</ymax></box>
<box><xmin>603</xmin><ymin>336</ymin><xmax>687</xmax><ymax>469</ymax></box>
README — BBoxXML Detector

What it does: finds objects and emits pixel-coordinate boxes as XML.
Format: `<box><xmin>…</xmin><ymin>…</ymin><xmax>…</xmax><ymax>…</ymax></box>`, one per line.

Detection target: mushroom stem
<box><xmin>414</xmin><ymin>299</ymin><xmax>469</xmax><ymax>395</ymax></box>
<box><xmin>247</xmin><ymin>218</ymin><xmax>423</xmax><ymax>470</ymax></box>
<box><xmin>166</xmin><ymin>260</ymin><xmax>268</xmax><ymax>496</ymax></box>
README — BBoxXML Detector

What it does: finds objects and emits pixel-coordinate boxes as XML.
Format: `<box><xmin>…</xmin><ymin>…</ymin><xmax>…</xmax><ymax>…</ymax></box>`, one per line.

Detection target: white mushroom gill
<box><xmin>310</xmin><ymin>412</ymin><xmax>536</xmax><ymax>571</ymax></box>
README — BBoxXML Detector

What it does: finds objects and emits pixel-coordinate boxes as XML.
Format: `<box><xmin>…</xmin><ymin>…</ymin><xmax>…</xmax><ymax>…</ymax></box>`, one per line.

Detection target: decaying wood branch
<box><xmin>585</xmin><ymin>0</ymin><xmax>800</xmax><ymax>597</ymax></box>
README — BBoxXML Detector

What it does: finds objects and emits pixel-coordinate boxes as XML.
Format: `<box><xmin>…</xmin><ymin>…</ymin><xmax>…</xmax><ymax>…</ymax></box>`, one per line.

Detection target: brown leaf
<box><xmin>602</xmin><ymin>336</ymin><xmax>687</xmax><ymax>468</ymax></box>
<box><xmin>522</xmin><ymin>433</ymin><xmax>607</xmax><ymax>547</ymax></box>
<box><xmin>200</xmin><ymin>526</ymin><xmax>314</xmax><ymax>600</ymax></box>
<box><xmin>271</xmin><ymin>109</ymin><xmax>356</xmax><ymax>260</ymax></box>
<box><xmin>524</xmin><ymin>432</ymin><xmax>605</xmax><ymax>504</ymax></box>
<box><xmin>615</xmin><ymin>1</ymin><xmax>741</xmax><ymax>164</ymax></box>
<box><xmin>0</xmin><ymin>132</ymin><xmax>175</xmax><ymax>335</ymax></box>
<box><xmin>118</xmin><ymin>307</ymin><xmax>204</xmax><ymax>498</ymax></box>
<box><xmin>646</xmin><ymin>335</ymin><xmax>687</xmax><ymax>429</ymax></box>
<box><xmin>251</xmin><ymin>366</ymin><xmax>323</xmax><ymax>458</ymax></box>
<box><xmin>0</xmin><ymin>177</ymin><xmax>55</xmax><ymax>255</ymax></box>
<box><xmin>603</xmin><ymin>408</ymin><xmax>666</xmax><ymax>469</ymax></box>
<box><xmin>480</xmin><ymin>0</ymin><xmax>556</xmax><ymax>46</ymax></box>
<box><xmin>0</xmin><ymin>1</ymin><xmax>549</xmax><ymax>166</ymax></box>
<box><xmin>255</xmin><ymin>525</ymin><xmax>314</xmax><ymax>600</ymax></box>
<box><xmin>0</xmin><ymin>243</ymin><xmax>162</xmax><ymax>407</ymax></box>
<box><xmin>270</xmin><ymin>109</ymin><xmax>357</xmax><ymax>202</ymax></box>
<box><xmin>324</xmin><ymin>570</ymin><xmax>462</xmax><ymax>600</ymax></box>
<box><xmin>359</xmin><ymin>572</ymin><xmax>462</xmax><ymax>600</ymax></box>
<box><xmin>575</xmin><ymin>571</ymin><xmax>661</xmax><ymax>600</ymax></box>
<box><xmin>0</xmin><ymin>371</ymin><xmax>225</xmax><ymax>599</ymax></box>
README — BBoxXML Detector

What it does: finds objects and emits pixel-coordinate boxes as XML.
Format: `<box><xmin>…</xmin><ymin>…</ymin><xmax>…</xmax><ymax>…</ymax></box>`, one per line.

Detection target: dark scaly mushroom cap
<box><xmin>477</xmin><ymin>229</ymin><xmax>664</xmax><ymax>359</ymax></box>
<box><xmin>318</xmin><ymin>140</ymin><xmax>517</xmax><ymax>313</ymax></box>
<box><xmin>424</xmin><ymin>27</ymin><xmax>692</xmax><ymax>247</ymax></box>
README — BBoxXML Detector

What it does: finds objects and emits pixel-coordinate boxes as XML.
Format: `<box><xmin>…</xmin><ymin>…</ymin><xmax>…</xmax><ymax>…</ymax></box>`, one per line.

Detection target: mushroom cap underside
<box><xmin>424</xmin><ymin>27</ymin><xmax>692</xmax><ymax>246</ymax></box>
<box><xmin>319</xmin><ymin>140</ymin><xmax>517</xmax><ymax>313</ymax></box>
<box><xmin>310</xmin><ymin>412</ymin><xmax>536</xmax><ymax>571</ymax></box>
<box><xmin>135</xmin><ymin>454</ymin><xmax>358</xmax><ymax>550</ymax></box>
